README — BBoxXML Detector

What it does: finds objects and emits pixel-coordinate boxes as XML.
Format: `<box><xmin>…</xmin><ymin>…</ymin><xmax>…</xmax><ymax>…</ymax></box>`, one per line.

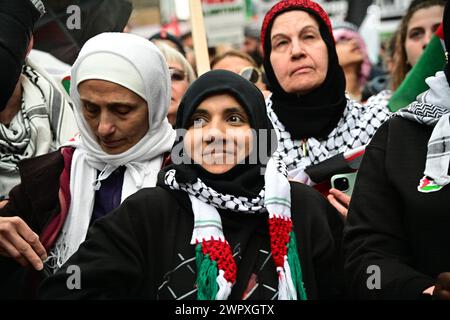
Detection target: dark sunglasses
<box><xmin>239</xmin><ymin>66</ymin><xmax>261</xmax><ymax>84</ymax></box>
<box><xmin>169</xmin><ymin>68</ymin><xmax>187</xmax><ymax>82</ymax></box>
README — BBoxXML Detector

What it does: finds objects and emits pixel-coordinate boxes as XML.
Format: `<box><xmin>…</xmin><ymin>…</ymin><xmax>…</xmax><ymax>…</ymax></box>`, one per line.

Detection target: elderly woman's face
<box><xmin>270</xmin><ymin>10</ymin><xmax>328</xmax><ymax>94</ymax></box>
<box><xmin>184</xmin><ymin>94</ymin><xmax>253</xmax><ymax>175</ymax></box>
<box><xmin>78</xmin><ymin>79</ymin><xmax>149</xmax><ymax>155</ymax></box>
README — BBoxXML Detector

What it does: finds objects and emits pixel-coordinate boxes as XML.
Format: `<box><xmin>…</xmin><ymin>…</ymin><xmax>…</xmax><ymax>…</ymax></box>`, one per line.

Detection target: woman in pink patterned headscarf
<box><xmin>333</xmin><ymin>22</ymin><xmax>371</xmax><ymax>102</ymax></box>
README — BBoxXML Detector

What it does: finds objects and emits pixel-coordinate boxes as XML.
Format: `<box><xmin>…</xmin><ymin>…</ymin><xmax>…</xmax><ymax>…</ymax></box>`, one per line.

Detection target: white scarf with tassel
<box><xmin>47</xmin><ymin>33</ymin><xmax>175</xmax><ymax>270</ymax></box>
<box><xmin>165</xmin><ymin>153</ymin><xmax>305</xmax><ymax>300</ymax></box>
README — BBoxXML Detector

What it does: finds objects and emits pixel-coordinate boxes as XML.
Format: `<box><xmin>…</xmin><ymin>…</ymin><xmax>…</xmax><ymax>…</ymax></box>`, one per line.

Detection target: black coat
<box><xmin>39</xmin><ymin>182</ymin><xmax>343</xmax><ymax>300</ymax></box>
<box><xmin>344</xmin><ymin>116</ymin><xmax>450</xmax><ymax>299</ymax></box>
<box><xmin>0</xmin><ymin>150</ymin><xmax>64</xmax><ymax>299</ymax></box>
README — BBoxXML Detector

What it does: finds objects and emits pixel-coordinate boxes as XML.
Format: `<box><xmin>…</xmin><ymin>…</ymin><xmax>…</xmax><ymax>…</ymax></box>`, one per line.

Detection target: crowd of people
<box><xmin>1</xmin><ymin>0</ymin><xmax>450</xmax><ymax>300</ymax></box>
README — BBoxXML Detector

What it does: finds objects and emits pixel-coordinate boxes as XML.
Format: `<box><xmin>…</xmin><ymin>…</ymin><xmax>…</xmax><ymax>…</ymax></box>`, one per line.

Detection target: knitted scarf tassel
<box><xmin>194</xmin><ymin>216</ymin><xmax>307</xmax><ymax>300</ymax></box>
<box><xmin>195</xmin><ymin>239</ymin><xmax>236</xmax><ymax>300</ymax></box>
<box><xmin>269</xmin><ymin>215</ymin><xmax>307</xmax><ymax>300</ymax></box>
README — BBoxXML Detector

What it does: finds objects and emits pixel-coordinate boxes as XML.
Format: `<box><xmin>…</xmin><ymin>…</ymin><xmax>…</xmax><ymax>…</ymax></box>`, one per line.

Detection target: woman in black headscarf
<box><xmin>39</xmin><ymin>70</ymin><xmax>342</xmax><ymax>300</ymax></box>
<box><xmin>260</xmin><ymin>0</ymin><xmax>391</xmax><ymax>218</ymax></box>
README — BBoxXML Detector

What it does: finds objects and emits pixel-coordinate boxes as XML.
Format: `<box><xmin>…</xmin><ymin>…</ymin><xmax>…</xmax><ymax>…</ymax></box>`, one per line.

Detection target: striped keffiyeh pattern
<box><xmin>164</xmin><ymin>152</ymin><xmax>307</xmax><ymax>300</ymax></box>
<box><xmin>398</xmin><ymin>71</ymin><xmax>450</xmax><ymax>193</ymax></box>
<box><xmin>0</xmin><ymin>61</ymin><xmax>77</xmax><ymax>198</ymax></box>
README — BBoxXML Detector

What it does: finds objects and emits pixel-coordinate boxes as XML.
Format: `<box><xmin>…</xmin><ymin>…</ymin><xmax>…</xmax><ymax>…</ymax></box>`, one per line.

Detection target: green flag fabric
<box><xmin>388</xmin><ymin>34</ymin><xmax>445</xmax><ymax>112</ymax></box>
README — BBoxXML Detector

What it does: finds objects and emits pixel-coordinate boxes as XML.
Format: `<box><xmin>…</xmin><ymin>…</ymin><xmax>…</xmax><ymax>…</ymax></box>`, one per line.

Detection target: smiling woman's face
<box><xmin>184</xmin><ymin>94</ymin><xmax>253</xmax><ymax>174</ymax></box>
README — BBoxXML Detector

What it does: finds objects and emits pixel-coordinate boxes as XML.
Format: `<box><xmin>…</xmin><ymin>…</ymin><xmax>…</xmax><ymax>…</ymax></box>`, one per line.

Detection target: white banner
<box><xmin>202</xmin><ymin>0</ymin><xmax>246</xmax><ymax>47</ymax></box>
<box><xmin>251</xmin><ymin>0</ymin><xmax>278</xmax><ymax>28</ymax></box>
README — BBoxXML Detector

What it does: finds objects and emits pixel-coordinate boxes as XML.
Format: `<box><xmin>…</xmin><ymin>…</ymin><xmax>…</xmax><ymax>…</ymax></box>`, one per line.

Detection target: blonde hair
<box><xmin>155</xmin><ymin>42</ymin><xmax>196</xmax><ymax>84</ymax></box>
<box><xmin>210</xmin><ymin>50</ymin><xmax>258</xmax><ymax>69</ymax></box>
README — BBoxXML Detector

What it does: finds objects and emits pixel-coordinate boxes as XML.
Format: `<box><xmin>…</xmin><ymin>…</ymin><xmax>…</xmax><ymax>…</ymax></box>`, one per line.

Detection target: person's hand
<box><xmin>422</xmin><ymin>286</ymin><xmax>435</xmax><ymax>296</ymax></box>
<box><xmin>0</xmin><ymin>216</ymin><xmax>47</xmax><ymax>270</ymax></box>
<box><xmin>433</xmin><ymin>272</ymin><xmax>450</xmax><ymax>300</ymax></box>
<box><xmin>327</xmin><ymin>188</ymin><xmax>351</xmax><ymax>220</ymax></box>
<box><xmin>0</xmin><ymin>200</ymin><xmax>8</xmax><ymax>209</ymax></box>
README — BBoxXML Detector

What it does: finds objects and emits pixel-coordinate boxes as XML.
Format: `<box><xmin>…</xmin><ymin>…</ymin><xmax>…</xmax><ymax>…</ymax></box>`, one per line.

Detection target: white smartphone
<box><xmin>330</xmin><ymin>172</ymin><xmax>357</xmax><ymax>197</ymax></box>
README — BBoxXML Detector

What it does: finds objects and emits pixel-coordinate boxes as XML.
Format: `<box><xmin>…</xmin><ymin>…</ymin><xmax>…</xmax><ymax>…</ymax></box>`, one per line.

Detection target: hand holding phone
<box><xmin>330</xmin><ymin>172</ymin><xmax>357</xmax><ymax>197</ymax></box>
<box><xmin>329</xmin><ymin>172</ymin><xmax>357</xmax><ymax>220</ymax></box>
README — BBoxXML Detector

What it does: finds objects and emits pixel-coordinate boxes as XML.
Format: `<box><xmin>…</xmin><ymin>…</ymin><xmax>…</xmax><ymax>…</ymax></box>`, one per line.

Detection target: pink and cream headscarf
<box><xmin>333</xmin><ymin>22</ymin><xmax>372</xmax><ymax>87</ymax></box>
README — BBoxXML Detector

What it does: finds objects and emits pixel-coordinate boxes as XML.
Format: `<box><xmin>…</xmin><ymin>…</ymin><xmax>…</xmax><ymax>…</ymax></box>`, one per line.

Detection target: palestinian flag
<box><xmin>388</xmin><ymin>23</ymin><xmax>446</xmax><ymax>112</ymax></box>
<box><xmin>305</xmin><ymin>146</ymin><xmax>366</xmax><ymax>184</ymax></box>
<box><xmin>61</xmin><ymin>75</ymin><xmax>71</xmax><ymax>95</ymax></box>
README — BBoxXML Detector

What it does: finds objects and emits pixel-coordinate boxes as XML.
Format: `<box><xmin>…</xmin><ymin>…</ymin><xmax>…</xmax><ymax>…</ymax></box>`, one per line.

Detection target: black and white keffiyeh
<box><xmin>364</xmin><ymin>89</ymin><xmax>392</xmax><ymax>113</ymax></box>
<box><xmin>0</xmin><ymin>58</ymin><xmax>78</xmax><ymax>198</ymax></box>
<box><xmin>398</xmin><ymin>71</ymin><xmax>450</xmax><ymax>192</ymax></box>
<box><xmin>266</xmin><ymin>94</ymin><xmax>391</xmax><ymax>182</ymax></box>
<box><xmin>165</xmin><ymin>168</ymin><xmax>266</xmax><ymax>213</ymax></box>
<box><xmin>160</xmin><ymin>70</ymin><xmax>306</xmax><ymax>300</ymax></box>
<box><xmin>164</xmin><ymin>154</ymin><xmax>289</xmax><ymax>214</ymax></box>
<box><xmin>164</xmin><ymin>151</ymin><xmax>305</xmax><ymax>300</ymax></box>
<box><xmin>259</xmin><ymin>0</ymin><xmax>392</xmax><ymax>184</ymax></box>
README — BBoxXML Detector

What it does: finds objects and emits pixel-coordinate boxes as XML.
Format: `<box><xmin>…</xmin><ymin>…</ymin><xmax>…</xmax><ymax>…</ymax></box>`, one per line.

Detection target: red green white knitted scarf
<box><xmin>164</xmin><ymin>153</ymin><xmax>307</xmax><ymax>300</ymax></box>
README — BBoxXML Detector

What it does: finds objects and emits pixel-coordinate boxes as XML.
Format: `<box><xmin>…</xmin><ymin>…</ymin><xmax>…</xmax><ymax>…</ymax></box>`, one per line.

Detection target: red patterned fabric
<box><xmin>268</xmin><ymin>217</ymin><xmax>293</xmax><ymax>267</ymax></box>
<box><xmin>260</xmin><ymin>0</ymin><xmax>333</xmax><ymax>56</ymax></box>
<box><xmin>199</xmin><ymin>216</ymin><xmax>295</xmax><ymax>284</ymax></box>
<box><xmin>202</xmin><ymin>238</ymin><xmax>237</xmax><ymax>283</ymax></box>
<box><xmin>40</xmin><ymin>147</ymin><xmax>74</xmax><ymax>251</ymax></box>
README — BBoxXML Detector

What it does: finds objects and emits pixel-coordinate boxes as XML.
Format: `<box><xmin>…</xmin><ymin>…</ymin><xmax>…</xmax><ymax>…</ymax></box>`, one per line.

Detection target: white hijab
<box><xmin>49</xmin><ymin>33</ymin><xmax>176</xmax><ymax>269</ymax></box>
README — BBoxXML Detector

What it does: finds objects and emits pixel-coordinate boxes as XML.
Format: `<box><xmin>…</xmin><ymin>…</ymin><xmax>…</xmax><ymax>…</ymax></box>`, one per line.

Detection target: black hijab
<box><xmin>261</xmin><ymin>0</ymin><xmax>347</xmax><ymax>140</ymax></box>
<box><xmin>159</xmin><ymin>70</ymin><xmax>277</xmax><ymax>198</ymax></box>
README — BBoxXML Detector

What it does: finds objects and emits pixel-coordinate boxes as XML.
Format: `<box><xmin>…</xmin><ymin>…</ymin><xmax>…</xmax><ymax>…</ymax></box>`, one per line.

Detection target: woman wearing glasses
<box><xmin>156</xmin><ymin>43</ymin><xmax>196</xmax><ymax>127</ymax></box>
<box><xmin>211</xmin><ymin>50</ymin><xmax>269</xmax><ymax>96</ymax></box>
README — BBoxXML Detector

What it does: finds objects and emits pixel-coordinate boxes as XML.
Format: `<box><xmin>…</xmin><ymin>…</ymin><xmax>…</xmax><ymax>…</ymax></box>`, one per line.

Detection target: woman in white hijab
<box><xmin>50</xmin><ymin>32</ymin><xmax>176</xmax><ymax>268</ymax></box>
<box><xmin>0</xmin><ymin>32</ymin><xmax>175</xmax><ymax>297</ymax></box>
